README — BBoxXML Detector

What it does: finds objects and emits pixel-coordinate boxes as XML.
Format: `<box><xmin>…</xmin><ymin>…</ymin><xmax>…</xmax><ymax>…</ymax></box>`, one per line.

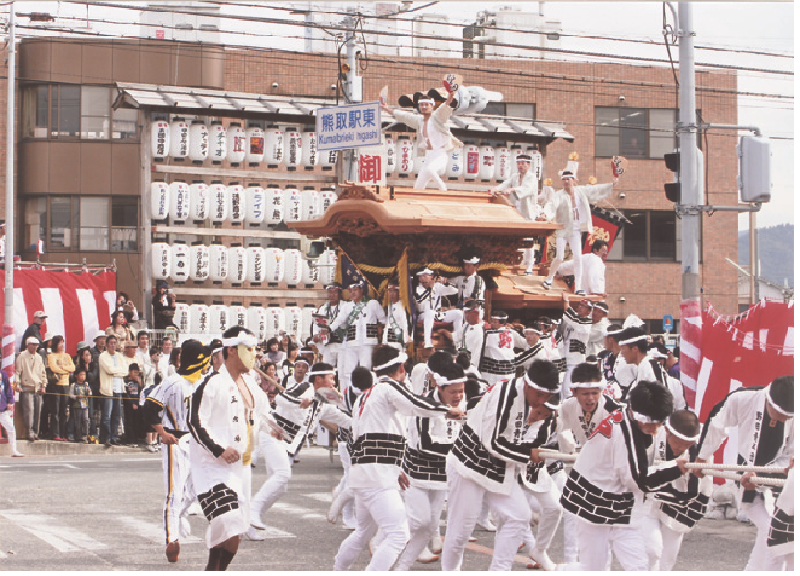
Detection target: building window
<box><xmin>80</xmin><ymin>197</ymin><xmax>110</xmax><ymax>250</ymax></box>
<box><xmin>595</xmin><ymin>107</ymin><xmax>677</xmax><ymax>159</ymax></box>
<box><xmin>111</xmin><ymin>196</ymin><xmax>139</xmax><ymax>251</ymax></box>
<box><xmin>22</xmin><ymin>84</ymin><xmax>138</xmax><ymax>140</ymax></box>
<box><xmin>606</xmin><ymin>210</ymin><xmax>692</xmax><ymax>262</ymax></box>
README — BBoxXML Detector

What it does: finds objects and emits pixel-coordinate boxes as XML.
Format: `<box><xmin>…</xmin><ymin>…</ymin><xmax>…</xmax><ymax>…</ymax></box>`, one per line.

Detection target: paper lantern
<box><xmin>284</xmin><ymin>127</ymin><xmax>302</xmax><ymax>170</ymax></box>
<box><xmin>226</xmin><ymin>122</ymin><xmax>246</xmax><ymax>165</ymax></box>
<box><xmin>189</xmin><ymin>242</ymin><xmax>210</xmax><ymax>282</ymax></box>
<box><xmin>266</xmin><ymin>306</ymin><xmax>285</xmax><ymax>336</ymax></box>
<box><xmin>209</xmin><ymin>121</ymin><xmax>227</xmax><ymax>164</ymax></box>
<box><xmin>171</xmin><ymin>242</ymin><xmax>190</xmax><ymax>283</ymax></box>
<box><xmin>283</xmin><ymin>187</ymin><xmax>302</xmax><ymax>222</ymax></box>
<box><xmin>152</xmin><ymin>242</ymin><xmax>171</xmax><ymax>280</ymax></box>
<box><xmin>265</xmin><ymin>126</ymin><xmax>284</xmax><ymax>168</ymax></box>
<box><xmin>174</xmin><ymin>302</ymin><xmax>190</xmax><ymax>333</ymax></box>
<box><xmin>301</xmin><ymin>306</ymin><xmax>316</xmax><ymax>343</ymax></box>
<box><xmin>150</xmin><ymin>181</ymin><xmax>170</xmax><ymax>220</ymax></box>
<box><xmin>227</xmin><ymin>244</ymin><xmax>247</xmax><ymax>284</ymax></box>
<box><xmin>284</xmin><ymin>306</ymin><xmax>302</xmax><ymax>338</ymax></box>
<box><xmin>189</xmin><ymin>120</ymin><xmax>209</xmax><ymax>163</ymax></box>
<box><xmin>169</xmin><ymin>180</ymin><xmax>190</xmax><ymax>221</ymax></box>
<box><xmin>413</xmin><ymin>141</ymin><xmax>422</xmax><ymax>176</ymax></box>
<box><xmin>495</xmin><ymin>146</ymin><xmax>512</xmax><ymax>181</ymax></box>
<box><xmin>384</xmin><ymin>135</ymin><xmax>396</xmax><ymax>175</ymax></box>
<box><xmin>463</xmin><ymin>143</ymin><xmax>480</xmax><ymax>181</ymax></box>
<box><xmin>245</xmin><ymin>123</ymin><xmax>265</xmax><ymax>165</ymax></box>
<box><xmin>301</xmin><ymin>257</ymin><xmax>317</xmax><ymax>284</ymax></box>
<box><xmin>510</xmin><ymin>144</ymin><xmax>523</xmax><ymax>163</ymax></box>
<box><xmin>245</xmin><ymin>184</ymin><xmax>266</xmax><ymax>227</ymax></box>
<box><xmin>248</xmin><ymin>305</ymin><xmax>268</xmax><ymax>342</ymax></box>
<box><xmin>446</xmin><ymin>145</ymin><xmax>464</xmax><ymax>180</ymax></box>
<box><xmin>320</xmin><ymin>148</ymin><xmax>337</xmax><ymax>170</ymax></box>
<box><xmin>263</xmin><ymin>247</ymin><xmax>285</xmax><ymax>283</ymax></box>
<box><xmin>209</xmin><ymin>181</ymin><xmax>227</xmax><ymax>224</ymax></box>
<box><xmin>209</xmin><ymin>242</ymin><xmax>228</xmax><ymax>283</ymax></box>
<box><xmin>283</xmin><ymin>248</ymin><xmax>303</xmax><ymax>284</ymax></box>
<box><xmin>208</xmin><ymin>303</ymin><xmax>229</xmax><ymax>334</ymax></box>
<box><xmin>265</xmin><ymin>185</ymin><xmax>284</xmax><ymax>225</ymax></box>
<box><xmin>246</xmin><ymin>244</ymin><xmax>265</xmax><ymax>283</ymax></box>
<box><xmin>228</xmin><ymin>303</ymin><xmax>248</xmax><ymax>329</ymax></box>
<box><xmin>189</xmin><ymin>303</ymin><xmax>210</xmax><ymax>335</ymax></box>
<box><xmin>301</xmin><ymin>127</ymin><xmax>317</xmax><ymax>169</ymax></box>
<box><xmin>301</xmin><ymin>187</ymin><xmax>320</xmax><ymax>220</ymax></box>
<box><xmin>169</xmin><ymin>117</ymin><xmax>189</xmax><ymax>161</ymax></box>
<box><xmin>479</xmin><ymin>144</ymin><xmax>495</xmax><ymax>181</ymax></box>
<box><xmin>227</xmin><ymin>183</ymin><xmax>245</xmax><ymax>224</ymax></box>
<box><xmin>528</xmin><ymin>148</ymin><xmax>543</xmax><ymax>181</ymax></box>
<box><xmin>320</xmin><ymin>189</ymin><xmax>337</xmax><ymax>214</ymax></box>
<box><xmin>317</xmin><ymin>248</ymin><xmax>337</xmax><ymax>286</ymax></box>
<box><xmin>151</xmin><ymin>119</ymin><xmax>170</xmax><ymax>159</ymax></box>
<box><xmin>189</xmin><ymin>181</ymin><xmax>209</xmax><ymax>221</ymax></box>
<box><xmin>397</xmin><ymin>136</ymin><xmax>414</xmax><ymax>177</ymax></box>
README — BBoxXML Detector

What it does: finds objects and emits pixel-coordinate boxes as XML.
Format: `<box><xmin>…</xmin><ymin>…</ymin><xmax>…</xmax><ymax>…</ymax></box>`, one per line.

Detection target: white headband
<box><xmin>665</xmin><ymin>421</ymin><xmax>700</xmax><ymax>443</ymax></box>
<box><xmin>570</xmin><ymin>378</ymin><xmax>606</xmax><ymax>389</ymax></box>
<box><xmin>433</xmin><ymin>373</ymin><xmax>467</xmax><ymax>387</ymax></box>
<box><xmin>629</xmin><ymin>408</ymin><xmax>664</xmax><ymax>424</ymax></box>
<box><xmin>767</xmin><ymin>392</ymin><xmax>793</xmax><ymax>417</ymax></box>
<box><xmin>524</xmin><ymin>328</ymin><xmax>543</xmax><ymax>335</ymax></box>
<box><xmin>463</xmin><ymin>257</ymin><xmax>480</xmax><ymax>264</ymax></box>
<box><xmin>417</xmin><ymin>97</ymin><xmax>434</xmax><ymax>104</ymax></box>
<box><xmin>308</xmin><ymin>369</ymin><xmax>336</xmax><ymax>377</ymax></box>
<box><xmin>223</xmin><ymin>334</ymin><xmax>258</xmax><ymax>348</ymax></box>
<box><xmin>416</xmin><ymin>268</ymin><xmax>434</xmax><ymax>276</ymax></box>
<box><xmin>294</xmin><ymin>358</ymin><xmax>310</xmax><ymax>366</ymax></box>
<box><xmin>619</xmin><ymin>335</ymin><xmax>648</xmax><ymax>346</ymax></box>
<box><xmin>523</xmin><ymin>372</ymin><xmax>557</xmax><ymax>394</ymax></box>
<box><xmin>375</xmin><ymin>352</ymin><xmax>408</xmax><ymax>371</ymax></box>
<box><xmin>648</xmin><ymin>349</ymin><xmax>667</xmax><ymax>360</ymax></box>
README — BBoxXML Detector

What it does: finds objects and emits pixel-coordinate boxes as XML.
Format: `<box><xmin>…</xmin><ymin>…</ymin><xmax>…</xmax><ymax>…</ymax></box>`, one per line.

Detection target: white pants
<box><xmin>658</xmin><ymin>522</ymin><xmax>685</xmax><ymax>571</ymax></box>
<box><xmin>521</xmin><ymin>482</ymin><xmax>563</xmax><ymax>556</ymax></box>
<box><xmin>0</xmin><ymin>409</ymin><xmax>18</xmax><ymax>454</ymax></box>
<box><xmin>395</xmin><ymin>486</ymin><xmax>448</xmax><ymax>570</ymax></box>
<box><xmin>547</xmin><ymin>228</ymin><xmax>583</xmax><ymax>289</ymax></box>
<box><xmin>322</xmin><ymin>343</ymin><xmax>341</xmax><ymax>371</ymax></box>
<box><xmin>639</xmin><ymin>511</ymin><xmax>663</xmax><ymax>570</ymax></box>
<box><xmin>335</xmin><ymin>441</ymin><xmax>356</xmax><ymax>527</ymax></box>
<box><xmin>250</xmin><ymin>433</ymin><xmax>292</xmax><ymax>523</ymax></box>
<box><xmin>575</xmin><ymin>519</ymin><xmax>648</xmax><ymax>571</ymax></box>
<box><xmin>421</xmin><ymin>309</ymin><xmax>463</xmax><ymax>348</ymax></box>
<box><xmin>334</xmin><ymin>486</ymin><xmax>409</xmax><ymax>571</ymax></box>
<box><xmin>562</xmin><ymin>364</ymin><xmax>576</xmax><ymax>400</ymax></box>
<box><xmin>442</xmin><ymin>464</ymin><xmax>530</xmax><ymax>571</ymax></box>
<box><xmin>415</xmin><ymin>148</ymin><xmax>448</xmax><ymax>191</ymax></box>
<box><xmin>162</xmin><ymin>435</ymin><xmax>195</xmax><ymax>544</ymax></box>
<box><xmin>339</xmin><ymin>342</ymin><xmax>374</xmax><ymax>391</ymax></box>
<box><xmin>741</xmin><ymin>494</ymin><xmax>785</xmax><ymax>571</ymax></box>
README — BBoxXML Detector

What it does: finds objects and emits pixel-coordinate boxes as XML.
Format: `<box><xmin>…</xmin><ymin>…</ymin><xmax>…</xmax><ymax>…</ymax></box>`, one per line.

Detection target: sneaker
<box><xmin>430</xmin><ymin>533</ymin><xmax>443</xmax><ymax>555</ymax></box>
<box><xmin>11</xmin><ymin>451</ymin><xmax>24</xmax><ymax>457</ymax></box>
<box><xmin>250</xmin><ymin>516</ymin><xmax>267</xmax><ymax>530</ymax></box>
<box><xmin>476</xmin><ymin>519</ymin><xmax>497</xmax><ymax>532</ymax></box>
<box><xmin>416</xmin><ymin>546</ymin><xmax>439</xmax><ymax>564</ymax></box>
<box><xmin>529</xmin><ymin>549</ymin><xmax>556</xmax><ymax>571</ymax></box>
<box><xmin>542</xmin><ymin>280</ymin><xmax>552</xmax><ymax>290</ymax></box>
<box><xmin>166</xmin><ymin>540</ymin><xmax>180</xmax><ymax>563</ymax></box>
<box><xmin>246</xmin><ymin>526</ymin><xmax>268</xmax><ymax>541</ymax></box>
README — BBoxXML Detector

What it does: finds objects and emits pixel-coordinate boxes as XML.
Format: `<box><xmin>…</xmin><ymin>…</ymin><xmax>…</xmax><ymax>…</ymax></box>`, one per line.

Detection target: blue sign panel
<box><xmin>663</xmin><ymin>314</ymin><xmax>674</xmax><ymax>331</ymax></box>
<box><xmin>316</xmin><ymin>101</ymin><xmax>381</xmax><ymax>151</ymax></box>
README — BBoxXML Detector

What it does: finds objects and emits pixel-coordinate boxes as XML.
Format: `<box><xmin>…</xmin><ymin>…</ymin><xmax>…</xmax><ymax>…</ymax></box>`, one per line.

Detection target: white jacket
<box><xmin>544</xmin><ymin>183</ymin><xmax>614</xmax><ymax>237</ymax></box>
<box><xmin>392</xmin><ymin>105</ymin><xmax>462</xmax><ymax>151</ymax></box>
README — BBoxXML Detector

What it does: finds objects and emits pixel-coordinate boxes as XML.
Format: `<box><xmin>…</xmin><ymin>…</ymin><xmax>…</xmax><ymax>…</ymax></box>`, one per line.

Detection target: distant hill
<box><xmin>738</xmin><ymin>224</ymin><xmax>793</xmax><ymax>288</ymax></box>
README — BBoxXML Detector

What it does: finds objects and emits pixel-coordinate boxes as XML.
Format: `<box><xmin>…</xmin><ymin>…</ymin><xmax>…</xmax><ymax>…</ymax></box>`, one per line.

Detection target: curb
<box><xmin>0</xmin><ymin>439</ymin><xmax>158</xmax><ymax>457</ymax></box>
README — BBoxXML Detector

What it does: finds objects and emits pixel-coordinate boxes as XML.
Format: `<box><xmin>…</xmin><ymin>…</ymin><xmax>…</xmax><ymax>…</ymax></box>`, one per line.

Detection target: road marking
<box><xmin>307</xmin><ymin>492</ymin><xmax>332</xmax><ymax>503</ymax></box>
<box><xmin>247</xmin><ymin>526</ymin><xmax>296</xmax><ymax>539</ymax></box>
<box><xmin>118</xmin><ymin>516</ymin><xmax>202</xmax><ymax>544</ymax></box>
<box><xmin>271</xmin><ymin>501</ymin><xmax>326</xmax><ymax>521</ymax></box>
<box><xmin>465</xmin><ymin>542</ymin><xmax>531</xmax><ymax>566</ymax></box>
<box><xmin>1</xmin><ymin>510</ymin><xmax>107</xmax><ymax>553</ymax></box>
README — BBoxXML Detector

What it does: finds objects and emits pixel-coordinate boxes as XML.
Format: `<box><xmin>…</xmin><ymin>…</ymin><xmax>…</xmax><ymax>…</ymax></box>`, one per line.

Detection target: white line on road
<box><xmin>118</xmin><ymin>516</ymin><xmax>202</xmax><ymax>544</ymax></box>
<box><xmin>1</xmin><ymin>510</ymin><xmax>107</xmax><ymax>553</ymax></box>
<box><xmin>271</xmin><ymin>501</ymin><xmax>327</xmax><ymax>521</ymax></box>
<box><xmin>307</xmin><ymin>493</ymin><xmax>333</xmax><ymax>503</ymax></box>
<box><xmin>246</xmin><ymin>526</ymin><xmax>296</xmax><ymax>539</ymax></box>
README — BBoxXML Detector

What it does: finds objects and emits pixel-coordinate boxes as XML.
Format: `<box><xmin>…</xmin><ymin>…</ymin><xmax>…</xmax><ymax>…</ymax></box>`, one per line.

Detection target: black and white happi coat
<box><xmin>560</xmin><ymin>408</ymin><xmax>682</xmax><ymax>526</ymax></box>
<box><xmin>648</xmin><ymin>426</ymin><xmax>712</xmax><ymax>533</ymax></box>
<box><xmin>313</xmin><ymin>300</ymin><xmax>343</xmax><ymax>348</ymax></box>
<box><xmin>329</xmin><ymin>299</ymin><xmax>386</xmax><ymax>345</ymax></box>
<box><xmin>518</xmin><ymin>414</ymin><xmax>559</xmax><ymax>494</ymax></box>
<box><xmin>383</xmin><ymin>301</ymin><xmax>411</xmax><ymax>348</ymax></box>
<box><xmin>556</xmin><ymin>393</ymin><xmax>621</xmax><ymax>452</ymax></box>
<box><xmin>453</xmin><ymin>321</ymin><xmax>484</xmax><ymax>369</ymax></box>
<box><xmin>450</xmin><ymin>273</ymin><xmax>486</xmax><ymax>308</ymax></box>
<box><xmin>414</xmin><ymin>282</ymin><xmax>458</xmax><ymax>319</ymax></box>
<box><xmin>478</xmin><ymin>327</ymin><xmax>532</xmax><ymax>383</ymax></box>
<box><xmin>401</xmin><ymin>389</ymin><xmax>466</xmax><ymax>491</ymax></box>
<box><xmin>559</xmin><ymin>307</ymin><xmax>592</xmax><ymax>367</ymax></box>
<box><xmin>767</xmin><ymin>467</ymin><xmax>794</xmax><ymax>555</ymax></box>
<box><xmin>348</xmin><ymin>375</ymin><xmax>449</xmax><ymax>490</ymax></box>
<box><xmin>335</xmin><ymin>386</ymin><xmax>362</xmax><ymax>450</ymax></box>
<box><xmin>448</xmin><ymin>377</ymin><xmax>555</xmax><ymax>495</ymax></box>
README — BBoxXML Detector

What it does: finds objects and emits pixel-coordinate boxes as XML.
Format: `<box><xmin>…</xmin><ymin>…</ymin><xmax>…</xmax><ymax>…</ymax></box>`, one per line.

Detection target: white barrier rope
<box><xmin>537</xmin><ymin>449</ymin><xmax>578</xmax><ymax>462</ymax></box>
<box><xmin>683</xmin><ymin>462</ymin><xmax>787</xmax><ymax>474</ymax></box>
<box><xmin>702</xmin><ymin>470</ymin><xmax>786</xmax><ymax>487</ymax></box>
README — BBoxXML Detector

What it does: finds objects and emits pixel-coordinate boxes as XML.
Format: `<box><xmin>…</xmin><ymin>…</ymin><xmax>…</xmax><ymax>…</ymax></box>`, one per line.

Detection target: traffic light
<box><xmin>664</xmin><ymin>150</ymin><xmax>680</xmax><ymax>203</ymax></box>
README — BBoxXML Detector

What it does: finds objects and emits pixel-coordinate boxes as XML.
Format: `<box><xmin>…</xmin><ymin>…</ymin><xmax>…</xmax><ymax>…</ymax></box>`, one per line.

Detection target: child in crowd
<box><xmin>69</xmin><ymin>368</ymin><xmax>91</xmax><ymax>443</ymax></box>
<box><xmin>124</xmin><ymin>363</ymin><xmax>142</xmax><ymax>445</ymax></box>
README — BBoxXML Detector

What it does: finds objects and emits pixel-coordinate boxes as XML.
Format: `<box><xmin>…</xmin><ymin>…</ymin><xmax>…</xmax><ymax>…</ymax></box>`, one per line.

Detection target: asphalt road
<box><xmin>0</xmin><ymin>447</ymin><xmax>758</xmax><ymax>571</ymax></box>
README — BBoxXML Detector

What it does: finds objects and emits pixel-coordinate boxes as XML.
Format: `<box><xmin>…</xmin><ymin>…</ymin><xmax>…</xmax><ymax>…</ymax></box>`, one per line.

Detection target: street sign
<box><xmin>663</xmin><ymin>314</ymin><xmax>674</xmax><ymax>332</ymax></box>
<box><xmin>316</xmin><ymin>101</ymin><xmax>381</xmax><ymax>151</ymax></box>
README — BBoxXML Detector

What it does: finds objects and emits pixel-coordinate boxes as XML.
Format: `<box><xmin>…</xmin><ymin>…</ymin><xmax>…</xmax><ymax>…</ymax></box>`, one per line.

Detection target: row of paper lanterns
<box><xmin>152</xmin><ymin>119</ymin><xmax>338</xmax><ymax>168</ymax></box>
<box><xmin>152</xmin><ymin>243</ymin><xmax>337</xmax><ymax>285</ymax></box>
<box><xmin>384</xmin><ymin>137</ymin><xmax>543</xmax><ymax>182</ymax></box>
<box><xmin>174</xmin><ymin>302</ymin><xmax>317</xmax><ymax>343</ymax></box>
<box><xmin>150</xmin><ymin>181</ymin><xmax>337</xmax><ymax>224</ymax></box>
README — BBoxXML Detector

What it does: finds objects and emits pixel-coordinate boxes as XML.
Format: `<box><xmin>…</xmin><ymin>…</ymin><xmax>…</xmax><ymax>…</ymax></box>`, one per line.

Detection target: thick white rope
<box><xmin>683</xmin><ymin>462</ymin><xmax>787</xmax><ymax>474</ymax></box>
<box><xmin>702</xmin><ymin>470</ymin><xmax>786</xmax><ymax>487</ymax></box>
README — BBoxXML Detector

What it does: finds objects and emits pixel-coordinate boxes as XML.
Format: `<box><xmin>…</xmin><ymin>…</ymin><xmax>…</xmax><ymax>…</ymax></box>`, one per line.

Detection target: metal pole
<box><xmin>678</xmin><ymin>3</ymin><xmax>700</xmax><ymax>302</ymax></box>
<box><xmin>748</xmin><ymin>211</ymin><xmax>756</xmax><ymax>305</ymax></box>
<box><xmin>754</xmin><ymin>224</ymin><xmax>760</xmax><ymax>302</ymax></box>
<box><xmin>341</xmin><ymin>11</ymin><xmax>361</xmax><ymax>183</ymax></box>
<box><xmin>4</xmin><ymin>4</ymin><xmax>14</xmax><ymax>326</ymax></box>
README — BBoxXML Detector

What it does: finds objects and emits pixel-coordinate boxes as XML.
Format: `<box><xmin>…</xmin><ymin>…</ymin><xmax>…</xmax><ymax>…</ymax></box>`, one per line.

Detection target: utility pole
<box><xmin>339</xmin><ymin>9</ymin><xmax>362</xmax><ymax>184</ymax></box>
<box><xmin>3</xmin><ymin>3</ymin><xmax>15</xmax><ymax>376</ymax></box>
<box><xmin>678</xmin><ymin>3</ymin><xmax>700</xmax><ymax>303</ymax></box>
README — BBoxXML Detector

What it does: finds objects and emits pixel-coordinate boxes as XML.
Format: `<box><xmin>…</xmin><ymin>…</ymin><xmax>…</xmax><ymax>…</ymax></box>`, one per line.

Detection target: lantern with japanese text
<box><xmin>245</xmin><ymin>184</ymin><xmax>266</xmax><ymax>227</ymax></box>
<box><xmin>283</xmin><ymin>249</ymin><xmax>303</xmax><ymax>285</ymax></box>
<box><xmin>301</xmin><ymin>186</ymin><xmax>320</xmax><ymax>220</ymax></box>
<box><xmin>208</xmin><ymin>302</ymin><xmax>229</xmax><ymax>335</ymax></box>
<box><xmin>263</xmin><ymin>247</ymin><xmax>285</xmax><ymax>283</ymax></box>
<box><xmin>385</xmin><ymin>135</ymin><xmax>396</xmax><ymax>175</ymax></box>
<box><xmin>495</xmin><ymin>145</ymin><xmax>512</xmax><ymax>181</ymax></box>
<box><xmin>209</xmin><ymin>242</ymin><xmax>228</xmax><ymax>283</ymax></box>
<box><xmin>266</xmin><ymin>306</ymin><xmax>285</xmax><ymax>337</ymax></box>
<box><xmin>301</xmin><ymin>127</ymin><xmax>317</xmax><ymax>170</ymax></box>
<box><xmin>463</xmin><ymin>142</ymin><xmax>480</xmax><ymax>181</ymax></box>
<box><xmin>209</xmin><ymin>181</ymin><xmax>227</xmax><ymax>224</ymax></box>
<box><xmin>284</xmin><ymin>306</ymin><xmax>302</xmax><ymax>338</ymax></box>
<box><xmin>169</xmin><ymin>180</ymin><xmax>190</xmax><ymax>222</ymax></box>
<box><xmin>265</xmin><ymin>125</ymin><xmax>284</xmax><ymax>168</ymax></box>
<box><xmin>301</xmin><ymin>257</ymin><xmax>318</xmax><ymax>284</ymax></box>
<box><xmin>227</xmin><ymin>243</ymin><xmax>247</xmax><ymax>284</ymax></box>
<box><xmin>169</xmin><ymin>117</ymin><xmax>189</xmax><ymax>161</ymax></box>
<box><xmin>412</xmin><ymin>141</ymin><xmax>421</xmax><ymax>176</ymax></box>
<box><xmin>246</xmin><ymin>244</ymin><xmax>265</xmax><ymax>283</ymax></box>
<box><xmin>446</xmin><ymin>145</ymin><xmax>464</xmax><ymax>180</ymax></box>
<box><xmin>226</xmin><ymin>122</ymin><xmax>246</xmax><ymax>165</ymax></box>
<box><xmin>171</xmin><ymin>242</ymin><xmax>190</xmax><ymax>283</ymax></box>
<box><xmin>283</xmin><ymin>187</ymin><xmax>302</xmax><ymax>223</ymax></box>
<box><xmin>397</xmin><ymin>135</ymin><xmax>414</xmax><ymax>177</ymax></box>
<box><xmin>209</xmin><ymin>121</ymin><xmax>227</xmax><ymax>164</ymax></box>
<box><xmin>152</xmin><ymin>242</ymin><xmax>171</xmax><ymax>280</ymax></box>
<box><xmin>174</xmin><ymin>302</ymin><xmax>190</xmax><ymax>333</ymax></box>
<box><xmin>151</xmin><ymin>117</ymin><xmax>170</xmax><ymax>160</ymax></box>
<box><xmin>284</xmin><ymin>126</ymin><xmax>302</xmax><ymax>170</ymax></box>
<box><xmin>510</xmin><ymin>144</ymin><xmax>523</xmax><ymax>165</ymax></box>
<box><xmin>189</xmin><ymin>242</ymin><xmax>210</xmax><ymax>282</ymax></box>
<box><xmin>189</xmin><ymin>302</ymin><xmax>210</xmax><ymax>335</ymax></box>
<box><xmin>528</xmin><ymin>148</ymin><xmax>543</xmax><ymax>181</ymax></box>
<box><xmin>317</xmin><ymin>248</ymin><xmax>337</xmax><ymax>286</ymax></box>
<box><xmin>248</xmin><ymin>304</ymin><xmax>268</xmax><ymax>342</ymax></box>
<box><xmin>479</xmin><ymin>144</ymin><xmax>495</xmax><ymax>181</ymax></box>
<box><xmin>301</xmin><ymin>305</ymin><xmax>316</xmax><ymax>342</ymax></box>
<box><xmin>265</xmin><ymin>185</ymin><xmax>284</xmax><ymax>225</ymax></box>
<box><xmin>228</xmin><ymin>303</ymin><xmax>248</xmax><ymax>329</ymax></box>
<box><xmin>189</xmin><ymin>181</ymin><xmax>209</xmax><ymax>221</ymax></box>
<box><xmin>320</xmin><ymin>189</ymin><xmax>337</xmax><ymax>214</ymax></box>
<box><xmin>189</xmin><ymin>120</ymin><xmax>209</xmax><ymax>164</ymax></box>
<box><xmin>227</xmin><ymin>183</ymin><xmax>245</xmax><ymax>225</ymax></box>
<box><xmin>245</xmin><ymin>123</ymin><xmax>265</xmax><ymax>166</ymax></box>
<box><xmin>320</xmin><ymin>148</ymin><xmax>337</xmax><ymax>171</ymax></box>
<box><xmin>150</xmin><ymin>181</ymin><xmax>170</xmax><ymax>220</ymax></box>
